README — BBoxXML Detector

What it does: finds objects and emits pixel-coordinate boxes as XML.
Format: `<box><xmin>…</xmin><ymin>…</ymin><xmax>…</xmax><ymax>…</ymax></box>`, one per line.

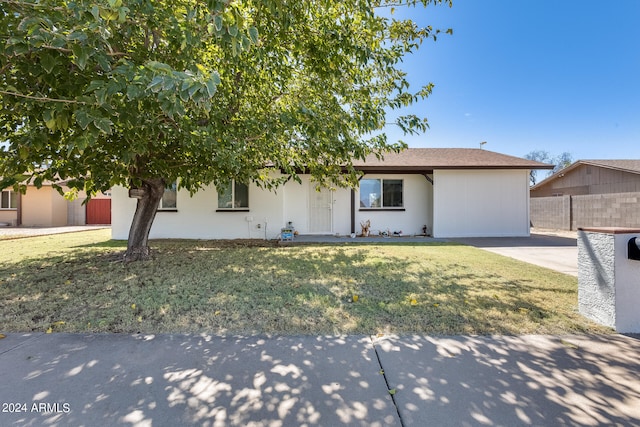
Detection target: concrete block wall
<box><xmin>531</xmin><ymin>192</ymin><xmax>640</xmax><ymax>230</ymax></box>
<box><xmin>572</xmin><ymin>193</ymin><xmax>640</xmax><ymax>230</ymax></box>
<box><xmin>530</xmin><ymin>195</ymin><xmax>569</xmax><ymax>229</ymax></box>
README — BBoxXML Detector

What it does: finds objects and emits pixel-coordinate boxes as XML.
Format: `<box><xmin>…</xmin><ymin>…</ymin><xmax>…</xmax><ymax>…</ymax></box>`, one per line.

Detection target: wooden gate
<box><xmin>86</xmin><ymin>199</ymin><xmax>111</xmax><ymax>225</ymax></box>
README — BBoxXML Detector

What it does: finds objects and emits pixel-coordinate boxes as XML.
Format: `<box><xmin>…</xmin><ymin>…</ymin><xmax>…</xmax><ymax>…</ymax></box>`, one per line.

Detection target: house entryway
<box><xmin>308</xmin><ymin>184</ymin><xmax>332</xmax><ymax>234</ymax></box>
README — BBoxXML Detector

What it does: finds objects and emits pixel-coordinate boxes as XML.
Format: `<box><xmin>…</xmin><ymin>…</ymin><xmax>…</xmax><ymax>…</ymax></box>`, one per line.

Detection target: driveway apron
<box><xmin>451</xmin><ymin>234</ymin><xmax>578</xmax><ymax>276</ymax></box>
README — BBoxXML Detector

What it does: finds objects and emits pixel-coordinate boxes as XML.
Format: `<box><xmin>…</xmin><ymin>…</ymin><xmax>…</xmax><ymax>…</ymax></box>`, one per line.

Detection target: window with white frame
<box><xmin>217</xmin><ymin>180</ymin><xmax>249</xmax><ymax>210</ymax></box>
<box><xmin>158</xmin><ymin>181</ymin><xmax>177</xmax><ymax>210</ymax></box>
<box><xmin>1</xmin><ymin>190</ymin><xmax>17</xmax><ymax>209</ymax></box>
<box><xmin>359</xmin><ymin>179</ymin><xmax>403</xmax><ymax>209</ymax></box>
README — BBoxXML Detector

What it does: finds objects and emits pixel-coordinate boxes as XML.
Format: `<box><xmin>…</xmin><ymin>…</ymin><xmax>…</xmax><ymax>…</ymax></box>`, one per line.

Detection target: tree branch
<box><xmin>0</xmin><ymin>0</ymin><xmax>67</xmax><ymax>12</ymax></box>
<box><xmin>39</xmin><ymin>44</ymin><xmax>127</xmax><ymax>57</ymax></box>
<box><xmin>0</xmin><ymin>61</ymin><xmax>11</xmax><ymax>75</ymax></box>
<box><xmin>374</xmin><ymin>0</ymin><xmax>452</xmax><ymax>8</ymax></box>
<box><xmin>0</xmin><ymin>90</ymin><xmax>87</xmax><ymax>105</ymax></box>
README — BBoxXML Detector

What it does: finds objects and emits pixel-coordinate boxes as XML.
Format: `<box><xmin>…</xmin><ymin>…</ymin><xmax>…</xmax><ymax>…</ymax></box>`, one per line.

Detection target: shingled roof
<box><xmin>576</xmin><ymin>160</ymin><xmax>640</xmax><ymax>175</ymax></box>
<box><xmin>352</xmin><ymin>148</ymin><xmax>553</xmax><ymax>172</ymax></box>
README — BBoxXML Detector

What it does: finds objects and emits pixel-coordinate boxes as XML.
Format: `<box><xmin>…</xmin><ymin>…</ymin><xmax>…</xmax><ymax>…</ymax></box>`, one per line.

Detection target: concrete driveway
<box><xmin>452</xmin><ymin>232</ymin><xmax>578</xmax><ymax>276</ymax></box>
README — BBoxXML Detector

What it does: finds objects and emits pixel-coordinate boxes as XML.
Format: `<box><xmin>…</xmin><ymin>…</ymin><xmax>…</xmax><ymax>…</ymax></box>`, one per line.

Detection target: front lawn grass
<box><xmin>0</xmin><ymin>229</ymin><xmax>611</xmax><ymax>335</ymax></box>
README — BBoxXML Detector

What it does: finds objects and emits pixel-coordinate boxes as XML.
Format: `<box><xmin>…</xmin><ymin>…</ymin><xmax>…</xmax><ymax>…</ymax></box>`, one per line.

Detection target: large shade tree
<box><xmin>1</xmin><ymin>0</ymin><xmax>451</xmax><ymax>260</ymax></box>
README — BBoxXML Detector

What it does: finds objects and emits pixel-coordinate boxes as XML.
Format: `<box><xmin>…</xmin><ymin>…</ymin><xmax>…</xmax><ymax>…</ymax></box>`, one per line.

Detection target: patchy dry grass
<box><xmin>0</xmin><ymin>229</ymin><xmax>611</xmax><ymax>335</ymax></box>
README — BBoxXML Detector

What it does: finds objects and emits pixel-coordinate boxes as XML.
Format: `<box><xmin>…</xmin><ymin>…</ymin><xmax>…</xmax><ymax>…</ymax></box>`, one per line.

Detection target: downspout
<box><xmin>422</xmin><ymin>173</ymin><xmax>433</xmax><ymax>236</ymax></box>
<box><xmin>350</xmin><ymin>189</ymin><xmax>355</xmax><ymax>234</ymax></box>
<box><xmin>351</xmin><ymin>176</ymin><xmax>365</xmax><ymax>235</ymax></box>
<box><xmin>17</xmin><ymin>191</ymin><xmax>22</xmax><ymax>226</ymax></box>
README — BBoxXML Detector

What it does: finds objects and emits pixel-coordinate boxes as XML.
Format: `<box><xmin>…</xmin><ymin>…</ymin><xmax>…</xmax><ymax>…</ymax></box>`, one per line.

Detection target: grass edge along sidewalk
<box><xmin>0</xmin><ymin>229</ymin><xmax>612</xmax><ymax>335</ymax></box>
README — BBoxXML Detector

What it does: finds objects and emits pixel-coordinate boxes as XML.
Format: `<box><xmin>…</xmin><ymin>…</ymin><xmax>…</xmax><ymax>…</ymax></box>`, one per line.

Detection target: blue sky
<box><xmin>383</xmin><ymin>0</ymin><xmax>640</xmax><ymax>161</ymax></box>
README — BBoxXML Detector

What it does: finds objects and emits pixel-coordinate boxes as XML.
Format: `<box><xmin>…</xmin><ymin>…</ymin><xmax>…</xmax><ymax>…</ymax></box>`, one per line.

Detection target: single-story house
<box><xmin>0</xmin><ymin>183</ymin><xmax>111</xmax><ymax>227</ymax></box>
<box><xmin>111</xmin><ymin>148</ymin><xmax>552</xmax><ymax>239</ymax></box>
<box><xmin>530</xmin><ymin>159</ymin><xmax>640</xmax><ymax>197</ymax></box>
<box><xmin>0</xmin><ymin>188</ymin><xmax>19</xmax><ymax>226</ymax></box>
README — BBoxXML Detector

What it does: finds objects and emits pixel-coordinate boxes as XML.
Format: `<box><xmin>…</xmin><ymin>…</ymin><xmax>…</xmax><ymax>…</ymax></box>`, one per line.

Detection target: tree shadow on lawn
<box><xmin>0</xmin><ymin>242</ymin><xmax>609</xmax><ymax>335</ymax></box>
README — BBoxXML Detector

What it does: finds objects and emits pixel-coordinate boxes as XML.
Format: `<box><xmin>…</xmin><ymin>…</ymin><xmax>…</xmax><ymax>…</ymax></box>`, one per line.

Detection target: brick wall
<box><xmin>531</xmin><ymin>192</ymin><xmax>640</xmax><ymax>230</ymax></box>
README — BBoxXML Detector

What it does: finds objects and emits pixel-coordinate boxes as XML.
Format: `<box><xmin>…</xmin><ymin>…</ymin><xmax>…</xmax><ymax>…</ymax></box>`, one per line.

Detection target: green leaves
<box><xmin>74</xmin><ymin>110</ymin><xmax>113</xmax><ymax>135</ymax></box>
<box><xmin>143</xmin><ymin>64</ymin><xmax>222</xmax><ymax>115</ymax></box>
<box><xmin>71</xmin><ymin>44</ymin><xmax>90</xmax><ymax>70</ymax></box>
<box><xmin>126</xmin><ymin>84</ymin><xmax>144</xmax><ymax>101</ymax></box>
<box><xmin>40</xmin><ymin>53</ymin><xmax>58</xmax><ymax>74</ymax></box>
<box><xmin>42</xmin><ymin>109</ymin><xmax>71</xmax><ymax>132</ymax></box>
<box><xmin>205</xmin><ymin>73</ymin><xmax>220</xmax><ymax>97</ymax></box>
<box><xmin>249</xmin><ymin>27</ymin><xmax>259</xmax><ymax>44</ymax></box>
<box><xmin>214</xmin><ymin>15</ymin><xmax>224</xmax><ymax>32</ymax></box>
<box><xmin>147</xmin><ymin>75</ymin><xmax>165</xmax><ymax>93</ymax></box>
<box><xmin>43</xmin><ymin>110</ymin><xmax>57</xmax><ymax>131</ymax></box>
<box><xmin>75</xmin><ymin>110</ymin><xmax>93</xmax><ymax>130</ymax></box>
<box><xmin>1</xmin><ymin>0</ymin><xmax>447</xmax><ymax>210</ymax></box>
<box><xmin>93</xmin><ymin>118</ymin><xmax>113</xmax><ymax>134</ymax></box>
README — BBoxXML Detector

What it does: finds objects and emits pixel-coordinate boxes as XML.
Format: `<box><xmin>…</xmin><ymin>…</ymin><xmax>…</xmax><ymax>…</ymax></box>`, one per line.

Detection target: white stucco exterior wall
<box><xmin>432</xmin><ymin>169</ymin><xmax>530</xmax><ymax>238</ymax></box>
<box><xmin>111</xmin><ymin>182</ymin><xmax>286</xmax><ymax>240</ymax></box>
<box><xmin>112</xmin><ymin>173</ymin><xmax>434</xmax><ymax>240</ymax></box>
<box><xmin>111</xmin><ymin>186</ymin><xmax>133</xmax><ymax>239</ymax></box>
<box><xmin>113</xmin><ymin>169</ymin><xmax>531</xmax><ymax>240</ymax></box>
<box><xmin>281</xmin><ymin>176</ymin><xmax>351</xmax><ymax>235</ymax></box>
<box><xmin>354</xmin><ymin>174</ymin><xmax>432</xmax><ymax>237</ymax></box>
<box><xmin>578</xmin><ymin>231</ymin><xmax>617</xmax><ymax>328</ymax></box>
<box><xmin>578</xmin><ymin>228</ymin><xmax>640</xmax><ymax>333</ymax></box>
<box><xmin>332</xmin><ymin>186</ymin><xmax>352</xmax><ymax>235</ymax></box>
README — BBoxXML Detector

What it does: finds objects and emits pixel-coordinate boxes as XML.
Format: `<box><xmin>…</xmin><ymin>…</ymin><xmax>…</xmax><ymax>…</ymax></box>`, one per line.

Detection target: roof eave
<box><xmin>532</xmin><ymin>159</ymin><xmax>640</xmax><ymax>191</ymax></box>
<box><xmin>578</xmin><ymin>160</ymin><xmax>640</xmax><ymax>176</ymax></box>
<box><xmin>355</xmin><ymin>165</ymin><xmax>553</xmax><ymax>172</ymax></box>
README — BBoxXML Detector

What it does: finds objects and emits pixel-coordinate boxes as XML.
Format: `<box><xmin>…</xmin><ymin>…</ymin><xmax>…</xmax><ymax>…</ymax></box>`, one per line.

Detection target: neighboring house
<box><xmin>530</xmin><ymin>160</ymin><xmax>640</xmax><ymax>197</ymax></box>
<box><xmin>0</xmin><ymin>188</ymin><xmax>18</xmax><ymax>226</ymax></box>
<box><xmin>111</xmin><ymin>148</ymin><xmax>552</xmax><ymax>239</ymax></box>
<box><xmin>530</xmin><ymin>160</ymin><xmax>640</xmax><ymax>230</ymax></box>
<box><xmin>0</xmin><ymin>182</ymin><xmax>112</xmax><ymax>227</ymax></box>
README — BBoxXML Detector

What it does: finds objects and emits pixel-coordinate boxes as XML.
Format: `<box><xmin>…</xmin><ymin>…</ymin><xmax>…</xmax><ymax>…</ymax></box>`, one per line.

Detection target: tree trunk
<box><xmin>124</xmin><ymin>178</ymin><xmax>165</xmax><ymax>262</ymax></box>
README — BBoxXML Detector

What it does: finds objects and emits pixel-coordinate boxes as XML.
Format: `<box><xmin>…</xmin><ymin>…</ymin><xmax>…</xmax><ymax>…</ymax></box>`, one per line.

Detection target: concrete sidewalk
<box><xmin>1</xmin><ymin>333</ymin><xmax>639</xmax><ymax>426</ymax></box>
<box><xmin>0</xmin><ymin>225</ymin><xmax>109</xmax><ymax>239</ymax></box>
